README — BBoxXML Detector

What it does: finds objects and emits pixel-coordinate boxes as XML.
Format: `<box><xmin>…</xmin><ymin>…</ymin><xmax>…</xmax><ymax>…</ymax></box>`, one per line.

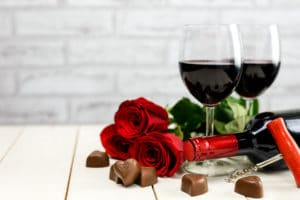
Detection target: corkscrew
<box><xmin>225</xmin><ymin>154</ymin><xmax>283</xmax><ymax>182</ymax></box>
<box><xmin>227</xmin><ymin>117</ymin><xmax>300</xmax><ymax>188</ymax></box>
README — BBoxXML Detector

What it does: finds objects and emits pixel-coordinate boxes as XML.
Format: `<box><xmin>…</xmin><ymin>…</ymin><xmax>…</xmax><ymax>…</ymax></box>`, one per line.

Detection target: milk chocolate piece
<box><xmin>136</xmin><ymin>167</ymin><xmax>158</xmax><ymax>187</ymax></box>
<box><xmin>234</xmin><ymin>176</ymin><xmax>263</xmax><ymax>198</ymax></box>
<box><xmin>109</xmin><ymin>165</ymin><xmax>122</xmax><ymax>184</ymax></box>
<box><xmin>113</xmin><ymin>158</ymin><xmax>141</xmax><ymax>187</ymax></box>
<box><xmin>86</xmin><ymin>150</ymin><xmax>109</xmax><ymax>168</ymax></box>
<box><xmin>181</xmin><ymin>174</ymin><xmax>208</xmax><ymax>196</ymax></box>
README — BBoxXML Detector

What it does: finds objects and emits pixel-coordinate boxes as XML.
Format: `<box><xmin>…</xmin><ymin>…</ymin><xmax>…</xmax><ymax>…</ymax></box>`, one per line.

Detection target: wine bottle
<box><xmin>184</xmin><ymin>110</ymin><xmax>300</xmax><ymax>170</ymax></box>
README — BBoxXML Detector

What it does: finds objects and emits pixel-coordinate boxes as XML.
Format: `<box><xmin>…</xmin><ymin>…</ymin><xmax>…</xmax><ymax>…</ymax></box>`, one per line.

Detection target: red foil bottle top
<box><xmin>184</xmin><ymin>135</ymin><xmax>239</xmax><ymax>161</ymax></box>
<box><xmin>267</xmin><ymin>117</ymin><xmax>300</xmax><ymax>188</ymax></box>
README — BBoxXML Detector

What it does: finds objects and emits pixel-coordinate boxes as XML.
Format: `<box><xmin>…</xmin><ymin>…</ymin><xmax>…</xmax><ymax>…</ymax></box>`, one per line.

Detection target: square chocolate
<box><xmin>136</xmin><ymin>167</ymin><xmax>158</xmax><ymax>187</ymax></box>
<box><xmin>181</xmin><ymin>174</ymin><xmax>208</xmax><ymax>196</ymax></box>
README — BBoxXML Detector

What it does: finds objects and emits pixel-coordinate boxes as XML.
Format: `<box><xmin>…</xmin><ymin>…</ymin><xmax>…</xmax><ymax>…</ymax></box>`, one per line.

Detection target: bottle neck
<box><xmin>184</xmin><ymin>134</ymin><xmax>240</xmax><ymax>161</ymax></box>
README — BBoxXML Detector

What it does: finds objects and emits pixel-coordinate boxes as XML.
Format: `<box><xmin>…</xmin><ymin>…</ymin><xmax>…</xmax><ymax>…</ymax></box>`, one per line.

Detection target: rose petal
<box><xmin>129</xmin><ymin>132</ymin><xmax>183</xmax><ymax>177</ymax></box>
<box><xmin>114</xmin><ymin>97</ymin><xmax>169</xmax><ymax>139</ymax></box>
<box><xmin>100</xmin><ymin>124</ymin><xmax>132</xmax><ymax>160</ymax></box>
<box><xmin>115</xmin><ymin>100</ymin><xmax>147</xmax><ymax>139</ymax></box>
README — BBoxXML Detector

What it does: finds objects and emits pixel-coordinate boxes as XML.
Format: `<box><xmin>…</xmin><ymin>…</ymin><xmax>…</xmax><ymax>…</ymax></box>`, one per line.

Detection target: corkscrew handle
<box><xmin>267</xmin><ymin>117</ymin><xmax>300</xmax><ymax>188</ymax></box>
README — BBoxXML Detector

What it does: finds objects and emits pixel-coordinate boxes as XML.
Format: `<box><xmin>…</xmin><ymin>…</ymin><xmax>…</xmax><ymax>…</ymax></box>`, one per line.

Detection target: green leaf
<box><xmin>227</xmin><ymin>99</ymin><xmax>247</xmax><ymax>119</ymax></box>
<box><xmin>215</xmin><ymin>101</ymin><xmax>234</xmax><ymax>122</ymax></box>
<box><xmin>214</xmin><ymin>120</ymin><xmax>227</xmax><ymax>134</ymax></box>
<box><xmin>167</xmin><ymin>96</ymin><xmax>260</xmax><ymax>139</ymax></box>
<box><xmin>223</xmin><ymin>116</ymin><xmax>252</xmax><ymax>133</ymax></box>
<box><xmin>237</xmin><ymin>97</ymin><xmax>247</xmax><ymax>107</ymax></box>
<box><xmin>169</xmin><ymin>97</ymin><xmax>205</xmax><ymax>139</ymax></box>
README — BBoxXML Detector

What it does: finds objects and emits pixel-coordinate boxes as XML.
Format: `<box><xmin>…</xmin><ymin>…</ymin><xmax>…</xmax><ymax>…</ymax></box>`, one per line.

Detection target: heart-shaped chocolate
<box><xmin>86</xmin><ymin>150</ymin><xmax>109</xmax><ymax>168</ymax></box>
<box><xmin>109</xmin><ymin>165</ymin><xmax>122</xmax><ymax>184</ymax></box>
<box><xmin>234</xmin><ymin>175</ymin><xmax>263</xmax><ymax>198</ymax></box>
<box><xmin>113</xmin><ymin>158</ymin><xmax>141</xmax><ymax>187</ymax></box>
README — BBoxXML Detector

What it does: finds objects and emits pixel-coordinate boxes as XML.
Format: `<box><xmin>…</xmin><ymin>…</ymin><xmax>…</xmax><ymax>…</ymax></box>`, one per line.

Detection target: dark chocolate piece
<box><xmin>113</xmin><ymin>158</ymin><xmax>141</xmax><ymax>187</ymax></box>
<box><xmin>234</xmin><ymin>176</ymin><xmax>263</xmax><ymax>198</ymax></box>
<box><xmin>136</xmin><ymin>167</ymin><xmax>158</xmax><ymax>187</ymax></box>
<box><xmin>181</xmin><ymin>174</ymin><xmax>208</xmax><ymax>196</ymax></box>
<box><xmin>86</xmin><ymin>150</ymin><xmax>109</xmax><ymax>168</ymax></box>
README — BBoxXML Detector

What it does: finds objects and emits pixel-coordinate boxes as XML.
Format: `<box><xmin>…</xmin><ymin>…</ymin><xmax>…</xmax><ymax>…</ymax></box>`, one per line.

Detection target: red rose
<box><xmin>114</xmin><ymin>97</ymin><xmax>169</xmax><ymax>139</ymax></box>
<box><xmin>129</xmin><ymin>132</ymin><xmax>183</xmax><ymax>177</ymax></box>
<box><xmin>100</xmin><ymin>124</ymin><xmax>132</xmax><ymax>160</ymax></box>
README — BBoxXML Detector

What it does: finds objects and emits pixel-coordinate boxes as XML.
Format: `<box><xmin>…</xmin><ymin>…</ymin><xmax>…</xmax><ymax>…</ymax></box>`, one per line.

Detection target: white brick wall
<box><xmin>67</xmin><ymin>39</ymin><xmax>167</xmax><ymax>65</ymax></box>
<box><xmin>16</xmin><ymin>10</ymin><xmax>114</xmax><ymax>36</ymax></box>
<box><xmin>0</xmin><ymin>40</ymin><xmax>64</xmax><ymax>66</ymax></box>
<box><xmin>0</xmin><ymin>0</ymin><xmax>300</xmax><ymax>124</ymax></box>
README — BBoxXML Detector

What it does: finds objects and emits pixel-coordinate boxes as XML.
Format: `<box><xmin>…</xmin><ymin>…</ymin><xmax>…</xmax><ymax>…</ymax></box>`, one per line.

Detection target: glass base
<box><xmin>181</xmin><ymin>156</ymin><xmax>253</xmax><ymax>177</ymax></box>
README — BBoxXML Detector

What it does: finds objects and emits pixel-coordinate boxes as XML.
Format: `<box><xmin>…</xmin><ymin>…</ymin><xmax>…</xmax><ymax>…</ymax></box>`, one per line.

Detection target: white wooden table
<box><xmin>0</xmin><ymin>126</ymin><xmax>299</xmax><ymax>200</ymax></box>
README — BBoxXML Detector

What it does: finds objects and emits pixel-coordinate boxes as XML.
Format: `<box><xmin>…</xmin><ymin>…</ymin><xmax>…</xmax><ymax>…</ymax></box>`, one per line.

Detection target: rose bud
<box><xmin>129</xmin><ymin>132</ymin><xmax>183</xmax><ymax>177</ymax></box>
<box><xmin>114</xmin><ymin>97</ymin><xmax>169</xmax><ymax>139</ymax></box>
<box><xmin>100</xmin><ymin>124</ymin><xmax>132</xmax><ymax>160</ymax></box>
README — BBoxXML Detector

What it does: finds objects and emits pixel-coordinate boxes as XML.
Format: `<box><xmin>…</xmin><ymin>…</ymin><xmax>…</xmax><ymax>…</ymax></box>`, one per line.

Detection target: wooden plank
<box><xmin>0</xmin><ymin>126</ymin><xmax>78</xmax><ymax>200</ymax></box>
<box><xmin>0</xmin><ymin>126</ymin><xmax>23</xmax><ymax>162</ymax></box>
<box><xmin>248</xmin><ymin>171</ymin><xmax>300</xmax><ymax>200</ymax></box>
<box><xmin>153</xmin><ymin>174</ymin><xmax>245</xmax><ymax>200</ymax></box>
<box><xmin>154</xmin><ymin>169</ymin><xmax>299</xmax><ymax>200</ymax></box>
<box><xmin>67</xmin><ymin>126</ymin><xmax>155</xmax><ymax>200</ymax></box>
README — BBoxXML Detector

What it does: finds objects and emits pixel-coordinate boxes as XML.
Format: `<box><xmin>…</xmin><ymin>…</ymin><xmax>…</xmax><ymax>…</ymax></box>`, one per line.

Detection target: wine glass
<box><xmin>179</xmin><ymin>24</ymin><xmax>243</xmax><ymax>176</ymax></box>
<box><xmin>236</xmin><ymin>25</ymin><xmax>281</xmax><ymax>113</ymax></box>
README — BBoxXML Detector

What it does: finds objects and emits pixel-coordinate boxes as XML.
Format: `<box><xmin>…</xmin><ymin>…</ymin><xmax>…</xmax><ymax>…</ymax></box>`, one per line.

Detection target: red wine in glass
<box><xmin>179</xmin><ymin>60</ymin><xmax>240</xmax><ymax>105</ymax></box>
<box><xmin>179</xmin><ymin>24</ymin><xmax>243</xmax><ymax>176</ymax></box>
<box><xmin>237</xmin><ymin>24</ymin><xmax>280</xmax><ymax>113</ymax></box>
<box><xmin>236</xmin><ymin>60</ymin><xmax>280</xmax><ymax>98</ymax></box>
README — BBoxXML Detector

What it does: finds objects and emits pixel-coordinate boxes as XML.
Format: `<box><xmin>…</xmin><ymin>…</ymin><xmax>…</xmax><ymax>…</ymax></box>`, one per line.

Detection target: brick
<box><xmin>0</xmin><ymin>0</ymin><xmax>57</xmax><ymax>7</ymax></box>
<box><xmin>0</xmin><ymin>13</ymin><xmax>12</xmax><ymax>36</ymax></box>
<box><xmin>0</xmin><ymin>70</ymin><xmax>16</xmax><ymax>95</ymax></box>
<box><xmin>281</xmin><ymin>39</ymin><xmax>300</xmax><ymax>65</ymax></box>
<box><xmin>168</xmin><ymin>0</ymin><xmax>255</xmax><ymax>7</ymax></box>
<box><xmin>116</xmin><ymin>10</ymin><xmax>218</xmax><ymax>36</ymax></box>
<box><xmin>263</xmin><ymin>66</ymin><xmax>300</xmax><ymax>96</ymax></box>
<box><xmin>0</xmin><ymin>98</ymin><xmax>67</xmax><ymax>124</ymax></box>
<box><xmin>254</xmin><ymin>96</ymin><xmax>271</xmax><ymax>112</ymax></box>
<box><xmin>16</xmin><ymin>10</ymin><xmax>113</xmax><ymax>36</ymax></box>
<box><xmin>117</xmin><ymin>68</ymin><xmax>187</xmax><ymax>95</ymax></box>
<box><xmin>269</xmin><ymin>95</ymin><xmax>300</xmax><ymax>111</ymax></box>
<box><xmin>220</xmin><ymin>9</ymin><xmax>300</xmax><ymax>37</ymax></box>
<box><xmin>70</xmin><ymin>94</ymin><xmax>187</xmax><ymax>124</ymax></box>
<box><xmin>67</xmin><ymin>0</ymin><xmax>122</xmax><ymax>6</ymax></box>
<box><xmin>67</xmin><ymin>0</ymin><xmax>167</xmax><ymax>6</ymax></box>
<box><xmin>68</xmin><ymin>39</ymin><xmax>167</xmax><ymax>65</ymax></box>
<box><xmin>0</xmin><ymin>40</ymin><xmax>64</xmax><ymax>66</ymax></box>
<box><xmin>167</xmin><ymin>40</ymin><xmax>180</xmax><ymax>65</ymax></box>
<box><xmin>272</xmin><ymin>0</ymin><xmax>300</xmax><ymax>7</ymax></box>
<box><xmin>19</xmin><ymin>68</ymin><xmax>116</xmax><ymax>95</ymax></box>
<box><xmin>70</xmin><ymin>97</ymin><xmax>117</xmax><ymax>124</ymax></box>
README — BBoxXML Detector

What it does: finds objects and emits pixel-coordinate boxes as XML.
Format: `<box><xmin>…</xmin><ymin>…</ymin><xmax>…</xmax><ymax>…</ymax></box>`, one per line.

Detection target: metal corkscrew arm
<box><xmin>225</xmin><ymin>154</ymin><xmax>283</xmax><ymax>182</ymax></box>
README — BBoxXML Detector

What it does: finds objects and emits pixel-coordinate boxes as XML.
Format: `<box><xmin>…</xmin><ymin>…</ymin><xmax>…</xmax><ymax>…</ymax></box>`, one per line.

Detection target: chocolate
<box><xmin>136</xmin><ymin>167</ymin><xmax>158</xmax><ymax>187</ymax></box>
<box><xmin>234</xmin><ymin>176</ymin><xmax>263</xmax><ymax>198</ymax></box>
<box><xmin>113</xmin><ymin>158</ymin><xmax>141</xmax><ymax>187</ymax></box>
<box><xmin>86</xmin><ymin>150</ymin><xmax>109</xmax><ymax>168</ymax></box>
<box><xmin>181</xmin><ymin>174</ymin><xmax>208</xmax><ymax>196</ymax></box>
<box><xmin>109</xmin><ymin>165</ymin><xmax>122</xmax><ymax>184</ymax></box>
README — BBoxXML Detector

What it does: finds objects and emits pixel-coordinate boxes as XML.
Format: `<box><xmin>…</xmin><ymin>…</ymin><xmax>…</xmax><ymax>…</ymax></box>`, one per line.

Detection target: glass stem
<box><xmin>205</xmin><ymin>106</ymin><xmax>215</xmax><ymax>137</ymax></box>
<box><xmin>245</xmin><ymin>99</ymin><xmax>253</xmax><ymax>115</ymax></box>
